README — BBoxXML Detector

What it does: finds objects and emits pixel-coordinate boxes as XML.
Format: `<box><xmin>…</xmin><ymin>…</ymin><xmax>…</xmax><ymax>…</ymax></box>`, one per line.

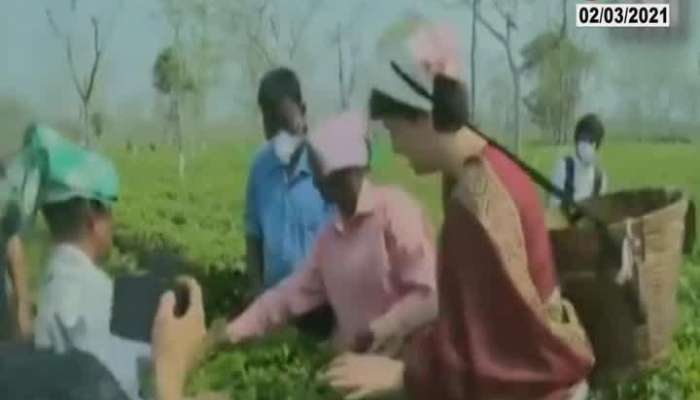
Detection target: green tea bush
<box><xmin>189</xmin><ymin>331</ymin><xmax>339</xmax><ymax>400</ymax></box>
<box><xmin>107</xmin><ymin>139</ymin><xmax>700</xmax><ymax>399</ymax></box>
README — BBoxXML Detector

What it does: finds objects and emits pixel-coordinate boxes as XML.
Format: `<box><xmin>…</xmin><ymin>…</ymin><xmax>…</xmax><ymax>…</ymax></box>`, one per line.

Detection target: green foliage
<box><xmin>593</xmin><ymin>265</ymin><xmax>700</xmax><ymax>400</ymax></box>
<box><xmin>159</xmin><ymin>0</ymin><xmax>228</xmax><ymax>119</ymax></box>
<box><xmin>523</xmin><ymin>32</ymin><xmax>595</xmax><ymax>144</ymax></box>
<box><xmin>189</xmin><ymin>331</ymin><xmax>340</xmax><ymax>400</ymax></box>
<box><xmin>153</xmin><ymin>46</ymin><xmax>196</xmax><ymax>95</ymax></box>
<box><xmin>108</xmin><ymin>137</ymin><xmax>699</xmax><ymax>399</ymax></box>
<box><xmin>109</xmin><ymin>139</ymin><xmax>257</xmax><ymax>317</ymax></box>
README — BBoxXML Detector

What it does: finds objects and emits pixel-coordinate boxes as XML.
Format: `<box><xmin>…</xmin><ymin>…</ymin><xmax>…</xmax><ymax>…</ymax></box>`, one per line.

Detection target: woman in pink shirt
<box><xmin>223</xmin><ymin>111</ymin><xmax>438</xmax><ymax>354</ymax></box>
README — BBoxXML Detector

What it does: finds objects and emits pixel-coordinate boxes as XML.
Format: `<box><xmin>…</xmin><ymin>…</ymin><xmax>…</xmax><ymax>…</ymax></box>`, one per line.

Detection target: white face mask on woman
<box><xmin>576</xmin><ymin>141</ymin><xmax>597</xmax><ymax>166</ymax></box>
<box><xmin>272</xmin><ymin>130</ymin><xmax>303</xmax><ymax>165</ymax></box>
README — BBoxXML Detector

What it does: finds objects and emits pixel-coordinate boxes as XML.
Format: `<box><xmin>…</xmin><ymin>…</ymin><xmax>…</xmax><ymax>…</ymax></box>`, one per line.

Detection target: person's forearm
<box><xmin>381</xmin><ymin>290</ymin><xmax>437</xmax><ymax>334</ymax></box>
<box><xmin>229</xmin><ymin>268</ymin><xmax>326</xmax><ymax>343</ymax></box>
<box><xmin>7</xmin><ymin>237</ymin><xmax>30</xmax><ymax>302</ymax></box>
<box><xmin>7</xmin><ymin>236</ymin><xmax>32</xmax><ymax>336</ymax></box>
<box><xmin>155</xmin><ymin>369</ymin><xmax>184</xmax><ymax>400</ymax></box>
<box><xmin>228</xmin><ymin>291</ymin><xmax>287</xmax><ymax>343</ymax></box>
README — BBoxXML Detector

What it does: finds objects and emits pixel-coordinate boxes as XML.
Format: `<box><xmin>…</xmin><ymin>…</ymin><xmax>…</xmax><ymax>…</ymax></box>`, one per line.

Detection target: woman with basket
<box><xmin>321</xmin><ymin>20</ymin><xmax>595</xmax><ymax>400</ymax></box>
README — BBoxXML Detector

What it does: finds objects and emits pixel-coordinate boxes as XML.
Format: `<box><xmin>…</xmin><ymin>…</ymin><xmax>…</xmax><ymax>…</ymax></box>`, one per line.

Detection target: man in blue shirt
<box><xmin>244</xmin><ymin>68</ymin><xmax>335</xmax><ymax>337</ymax></box>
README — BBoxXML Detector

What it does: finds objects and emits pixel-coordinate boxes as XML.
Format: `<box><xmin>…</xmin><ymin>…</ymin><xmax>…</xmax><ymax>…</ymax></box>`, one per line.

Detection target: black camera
<box><xmin>110</xmin><ymin>251</ymin><xmax>190</xmax><ymax>343</ymax></box>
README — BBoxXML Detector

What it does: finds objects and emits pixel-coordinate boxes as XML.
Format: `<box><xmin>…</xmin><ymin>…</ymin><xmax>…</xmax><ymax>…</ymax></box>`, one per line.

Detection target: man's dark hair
<box><xmin>42</xmin><ymin>198</ymin><xmax>109</xmax><ymax>242</ymax></box>
<box><xmin>369</xmin><ymin>90</ymin><xmax>428</xmax><ymax>122</ymax></box>
<box><xmin>574</xmin><ymin>113</ymin><xmax>605</xmax><ymax>148</ymax></box>
<box><xmin>368</xmin><ymin>70</ymin><xmax>469</xmax><ymax>133</ymax></box>
<box><xmin>257</xmin><ymin>68</ymin><xmax>303</xmax><ymax>115</ymax></box>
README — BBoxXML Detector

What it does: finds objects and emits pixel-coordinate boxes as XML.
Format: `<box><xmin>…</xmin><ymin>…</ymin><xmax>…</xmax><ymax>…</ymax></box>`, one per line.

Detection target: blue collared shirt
<box><xmin>245</xmin><ymin>143</ymin><xmax>334</xmax><ymax>288</ymax></box>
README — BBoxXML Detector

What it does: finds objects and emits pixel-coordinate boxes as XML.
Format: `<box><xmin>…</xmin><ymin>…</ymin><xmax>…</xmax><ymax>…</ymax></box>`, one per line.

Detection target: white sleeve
<box><xmin>549</xmin><ymin>158</ymin><xmax>567</xmax><ymax>209</ymax></box>
<box><xmin>106</xmin><ymin>336</ymin><xmax>152</xmax><ymax>400</ymax></box>
<box><xmin>34</xmin><ymin>280</ymin><xmax>89</xmax><ymax>354</ymax></box>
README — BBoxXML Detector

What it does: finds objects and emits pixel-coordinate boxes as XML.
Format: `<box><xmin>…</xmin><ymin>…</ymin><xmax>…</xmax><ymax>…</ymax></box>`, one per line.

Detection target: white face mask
<box><xmin>272</xmin><ymin>130</ymin><xmax>303</xmax><ymax>165</ymax></box>
<box><xmin>576</xmin><ymin>141</ymin><xmax>597</xmax><ymax>166</ymax></box>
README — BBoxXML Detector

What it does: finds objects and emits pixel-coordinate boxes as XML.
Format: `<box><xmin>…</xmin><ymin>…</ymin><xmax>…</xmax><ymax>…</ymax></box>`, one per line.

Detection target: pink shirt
<box><xmin>229</xmin><ymin>180</ymin><xmax>437</xmax><ymax>348</ymax></box>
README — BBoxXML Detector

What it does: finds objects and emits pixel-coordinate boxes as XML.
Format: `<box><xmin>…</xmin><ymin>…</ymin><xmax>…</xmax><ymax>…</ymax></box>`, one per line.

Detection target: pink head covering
<box><xmin>309</xmin><ymin>111</ymin><xmax>369</xmax><ymax>177</ymax></box>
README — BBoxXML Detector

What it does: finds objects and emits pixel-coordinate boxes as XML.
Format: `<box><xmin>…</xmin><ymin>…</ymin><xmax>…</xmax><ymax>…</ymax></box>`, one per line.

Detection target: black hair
<box><xmin>574</xmin><ymin>113</ymin><xmax>605</xmax><ymax>148</ymax></box>
<box><xmin>368</xmin><ymin>64</ymin><xmax>469</xmax><ymax>133</ymax></box>
<box><xmin>257</xmin><ymin>67</ymin><xmax>304</xmax><ymax>115</ymax></box>
<box><xmin>369</xmin><ymin>90</ymin><xmax>427</xmax><ymax>122</ymax></box>
<box><xmin>42</xmin><ymin>198</ymin><xmax>109</xmax><ymax>242</ymax></box>
<box><xmin>432</xmin><ymin>74</ymin><xmax>469</xmax><ymax>132</ymax></box>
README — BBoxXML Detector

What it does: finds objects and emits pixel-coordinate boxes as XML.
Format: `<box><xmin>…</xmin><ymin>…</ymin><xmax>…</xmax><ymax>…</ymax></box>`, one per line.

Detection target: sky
<box><xmin>1</xmin><ymin>0</ymin><xmax>698</xmax><ymax>133</ymax></box>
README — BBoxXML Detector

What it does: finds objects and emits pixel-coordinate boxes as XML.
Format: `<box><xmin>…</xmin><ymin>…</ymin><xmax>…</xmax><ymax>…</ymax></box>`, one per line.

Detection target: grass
<box><xmin>21</xmin><ymin>134</ymin><xmax>700</xmax><ymax>399</ymax></box>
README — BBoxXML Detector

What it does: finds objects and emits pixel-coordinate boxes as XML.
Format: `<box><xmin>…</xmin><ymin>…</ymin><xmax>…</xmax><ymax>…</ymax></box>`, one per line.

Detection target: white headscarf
<box><xmin>371</xmin><ymin>17</ymin><xmax>464</xmax><ymax>110</ymax></box>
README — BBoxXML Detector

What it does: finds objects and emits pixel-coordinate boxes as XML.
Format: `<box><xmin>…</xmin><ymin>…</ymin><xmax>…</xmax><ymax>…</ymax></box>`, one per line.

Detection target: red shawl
<box><xmin>404</xmin><ymin>145</ymin><xmax>593</xmax><ymax>400</ymax></box>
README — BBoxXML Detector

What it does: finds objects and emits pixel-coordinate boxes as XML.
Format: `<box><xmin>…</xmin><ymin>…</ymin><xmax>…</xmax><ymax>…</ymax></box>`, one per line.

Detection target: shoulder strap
<box><xmin>564</xmin><ymin>156</ymin><xmax>575</xmax><ymax>201</ymax></box>
<box><xmin>467</xmin><ymin>125</ymin><xmax>612</xmax><ymax>241</ymax></box>
<box><xmin>593</xmin><ymin>167</ymin><xmax>603</xmax><ymax>197</ymax></box>
<box><xmin>388</xmin><ymin>61</ymin><xmax>616</xmax><ymax>251</ymax></box>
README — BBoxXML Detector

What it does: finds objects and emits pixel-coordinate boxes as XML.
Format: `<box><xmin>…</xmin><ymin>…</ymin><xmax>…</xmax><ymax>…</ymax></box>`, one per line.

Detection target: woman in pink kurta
<box><xmin>225</xmin><ymin>111</ymin><xmax>438</xmax><ymax>352</ymax></box>
<box><xmin>324</xmin><ymin>21</ymin><xmax>593</xmax><ymax>400</ymax></box>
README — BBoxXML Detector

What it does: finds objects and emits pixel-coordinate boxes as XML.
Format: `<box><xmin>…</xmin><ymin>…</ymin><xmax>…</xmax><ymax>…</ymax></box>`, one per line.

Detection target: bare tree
<box><xmin>332</xmin><ymin>24</ymin><xmax>357</xmax><ymax>110</ymax></box>
<box><xmin>267</xmin><ymin>0</ymin><xmax>323</xmax><ymax>62</ymax></box>
<box><xmin>469</xmin><ymin>0</ymin><xmax>480</xmax><ymax>122</ymax></box>
<box><xmin>45</xmin><ymin>3</ymin><xmax>120</xmax><ymax>148</ymax></box>
<box><xmin>452</xmin><ymin>0</ymin><xmax>567</xmax><ymax>153</ymax></box>
<box><xmin>329</xmin><ymin>4</ymin><xmax>366</xmax><ymax>110</ymax></box>
<box><xmin>225</xmin><ymin>0</ymin><xmax>324</xmax><ymax>110</ymax></box>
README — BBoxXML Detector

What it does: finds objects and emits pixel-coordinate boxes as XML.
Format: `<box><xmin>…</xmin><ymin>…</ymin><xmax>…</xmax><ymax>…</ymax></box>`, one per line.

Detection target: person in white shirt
<box><xmin>28</xmin><ymin>125</ymin><xmax>151</xmax><ymax>400</ymax></box>
<box><xmin>550</xmin><ymin>113</ymin><xmax>608</xmax><ymax>209</ymax></box>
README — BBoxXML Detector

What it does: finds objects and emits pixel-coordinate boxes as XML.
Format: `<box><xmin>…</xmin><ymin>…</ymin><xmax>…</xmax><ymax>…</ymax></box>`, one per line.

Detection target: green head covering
<box><xmin>21</xmin><ymin>124</ymin><xmax>119</xmax><ymax>208</ymax></box>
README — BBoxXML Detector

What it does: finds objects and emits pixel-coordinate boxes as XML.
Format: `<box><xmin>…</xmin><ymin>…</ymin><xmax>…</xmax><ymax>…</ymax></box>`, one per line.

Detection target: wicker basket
<box><xmin>548</xmin><ymin>189</ymin><xmax>694</xmax><ymax>386</ymax></box>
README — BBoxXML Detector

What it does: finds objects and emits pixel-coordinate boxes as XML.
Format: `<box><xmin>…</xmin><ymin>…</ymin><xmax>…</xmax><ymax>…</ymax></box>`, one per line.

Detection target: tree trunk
<box><xmin>171</xmin><ymin>94</ymin><xmax>185</xmax><ymax>180</ymax></box>
<box><xmin>504</xmin><ymin>24</ymin><xmax>521</xmax><ymax>154</ymax></box>
<box><xmin>506</xmin><ymin>59</ymin><xmax>521</xmax><ymax>152</ymax></box>
<box><xmin>337</xmin><ymin>28</ymin><xmax>347</xmax><ymax>111</ymax></box>
<box><xmin>80</xmin><ymin>102</ymin><xmax>92</xmax><ymax>148</ymax></box>
<box><xmin>470</xmin><ymin>0</ymin><xmax>479</xmax><ymax>122</ymax></box>
<box><xmin>513</xmin><ymin>78</ymin><xmax>521</xmax><ymax>152</ymax></box>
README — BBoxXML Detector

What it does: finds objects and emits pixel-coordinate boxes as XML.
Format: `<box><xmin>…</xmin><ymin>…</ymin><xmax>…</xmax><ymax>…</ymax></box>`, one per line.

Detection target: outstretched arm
<box><xmin>7</xmin><ymin>236</ymin><xmax>32</xmax><ymax>339</ymax></box>
<box><xmin>227</xmin><ymin>248</ymin><xmax>328</xmax><ymax>344</ymax></box>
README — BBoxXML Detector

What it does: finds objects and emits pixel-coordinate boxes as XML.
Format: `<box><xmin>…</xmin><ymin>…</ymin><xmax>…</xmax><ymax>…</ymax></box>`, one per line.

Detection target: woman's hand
<box><xmin>152</xmin><ymin>277</ymin><xmax>207</xmax><ymax>400</ymax></box>
<box><xmin>319</xmin><ymin>353</ymin><xmax>405</xmax><ymax>399</ymax></box>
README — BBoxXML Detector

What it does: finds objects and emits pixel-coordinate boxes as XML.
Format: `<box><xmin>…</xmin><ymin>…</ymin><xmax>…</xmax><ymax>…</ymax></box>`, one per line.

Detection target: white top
<box><xmin>549</xmin><ymin>155</ymin><xmax>608</xmax><ymax>208</ymax></box>
<box><xmin>34</xmin><ymin>244</ymin><xmax>151</xmax><ymax>400</ymax></box>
